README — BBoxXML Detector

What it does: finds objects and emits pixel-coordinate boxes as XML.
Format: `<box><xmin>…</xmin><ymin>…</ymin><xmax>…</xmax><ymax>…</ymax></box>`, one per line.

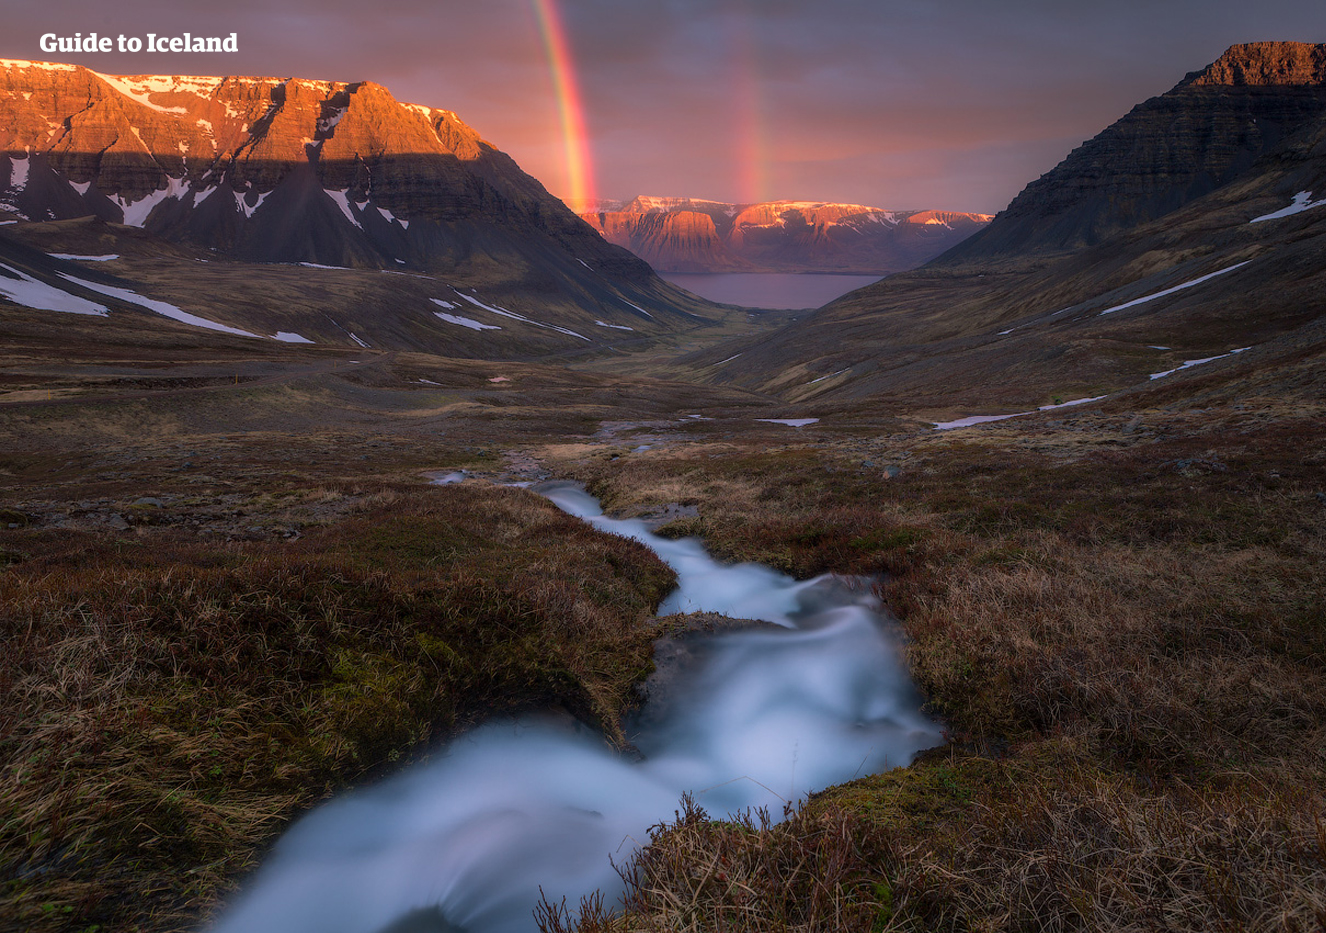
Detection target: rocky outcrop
<box><xmin>945</xmin><ymin>41</ymin><xmax>1326</xmax><ymax>261</ymax></box>
<box><xmin>579</xmin><ymin>197</ymin><xmax>991</xmax><ymax>273</ymax></box>
<box><xmin>0</xmin><ymin>60</ymin><xmax>651</xmax><ymax>280</ymax></box>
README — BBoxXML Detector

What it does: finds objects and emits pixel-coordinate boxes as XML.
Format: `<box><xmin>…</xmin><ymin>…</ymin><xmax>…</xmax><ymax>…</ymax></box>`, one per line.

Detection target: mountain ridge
<box><xmin>575</xmin><ymin>196</ymin><xmax>991</xmax><ymax>273</ymax></box>
<box><xmin>942</xmin><ymin>41</ymin><xmax>1326</xmax><ymax>262</ymax></box>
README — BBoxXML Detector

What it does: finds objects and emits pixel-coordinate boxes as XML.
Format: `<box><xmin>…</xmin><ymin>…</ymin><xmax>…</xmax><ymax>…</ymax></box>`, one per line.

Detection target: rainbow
<box><xmin>530</xmin><ymin>0</ymin><xmax>596</xmax><ymax>206</ymax></box>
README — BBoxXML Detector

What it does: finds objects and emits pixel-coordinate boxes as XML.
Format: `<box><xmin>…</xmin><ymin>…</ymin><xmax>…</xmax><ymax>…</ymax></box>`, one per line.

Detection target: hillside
<box><xmin>692</xmin><ymin>42</ymin><xmax>1326</xmax><ymax>420</ymax></box>
<box><xmin>0</xmin><ymin>60</ymin><xmax>732</xmax><ymax>355</ymax></box>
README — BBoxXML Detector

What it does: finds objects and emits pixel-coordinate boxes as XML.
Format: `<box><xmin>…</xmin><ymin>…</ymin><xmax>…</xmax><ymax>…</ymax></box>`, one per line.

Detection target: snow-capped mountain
<box><xmin>576</xmin><ymin>196</ymin><xmax>992</xmax><ymax>273</ymax></box>
<box><xmin>0</xmin><ymin>59</ymin><xmax>650</xmax><ymax>281</ymax></box>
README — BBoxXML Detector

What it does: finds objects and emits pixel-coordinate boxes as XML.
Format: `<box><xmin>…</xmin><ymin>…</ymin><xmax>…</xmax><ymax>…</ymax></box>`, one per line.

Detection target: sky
<box><xmin>3</xmin><ymin>0</ymin><xmax>1325</xmax><ymax>214</ymax></box>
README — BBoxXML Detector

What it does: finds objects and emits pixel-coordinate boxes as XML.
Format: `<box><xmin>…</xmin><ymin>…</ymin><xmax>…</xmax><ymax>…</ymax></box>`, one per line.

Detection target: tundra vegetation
<box><xmin>2</xmin><ymin>354</ymin><xmax>1323</xmax><ymax>932</ymax></box>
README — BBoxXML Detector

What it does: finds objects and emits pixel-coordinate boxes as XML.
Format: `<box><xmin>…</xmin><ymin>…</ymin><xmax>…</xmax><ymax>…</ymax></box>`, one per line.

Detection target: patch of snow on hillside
<box><xmin>324</xmin><ymin>189</ymin><xmax>363</xmax><ymax>229</ymax></box>
<box><xmin>49</xmin><ymin>253</ymin><xmax>118</xmax><ymax>261</ymax></box>
<box><xmin>8</xmin><ymin>153</ymin><xmax>29</xmax><ymax>191</ymax></box>
<box><xmin>622</xmin><ymin>300</ymin><xmax>654</xmax><ymax>318</ymax></box>
<box><xmin>272</xmin><ymin>332</ymin><xmax>313</xmax><ymax>343</ymax></box>
<box><xmin>1039</xmin><ymin>395</ymin><xmax>1107</xmax><ymax>410</ymax></box>
<box><xmin>1097</xmin><ymin>261</ymin><xmax>1252</xmax><ymax>316</ymax></box>
<box><xmin>756</xmin><ymin>418</ymin><xmax>819</xmax><ymax>427</ymax></box>
<box><xmin>92</xmin><ymin>71</ymin><xmax>189</xmax><ymax>113</ymax></box>
<box><xmin>234</xmin><ymin>190</ymin><xmax>270</xmax><ymax>219</ymax></box>
<box><xmin>934</xmin><ymin>394</ymin><xmax>1109</xmax><ymax>430</ymax></box>
<box><xmin>1251</xmin><ymin>191</ymin><xmax>1326</xmax><ymax>223</ymax></box>
<box><xmin>375</xmin><ymin>206</ymin><xmax>408</xmax><ymax>229</ymax></box>
<box><xmin>714</xmin><ymin>354</ymin><xmax>741</xmax><ymax>365</ymax></box>
<box><xmin>317</xmin><ymin>106</ymin><xmax>348</xmax><ymax>135</ymax></box>
<box><xmin>70</xmin><ymin>180</ymin><xmax>95</xmax><ymax>196</ymax></box>
<box><xmin>349</xmin><ymin>333</ymin><xmax>369</xmax><ymax>348</ymax></box>
<box><xmin>1</xmin><ymin>60</ymin><xmax>77</xmax><ymax>72</ymax></box>
<box><xmin>57</xmin><ymin>273</ymin><xmax>263</xmax><ymax>336</ymax></box>
<box><xmin>115</xmin><ymin>176</ymin><xmax>190</xmax><ymax>226</ymax></box>
<box><xmin>430</xmin><ymin>299</ymin><xmax>458</xmax><ymax>310</ymax></box>
<box><xmin>434</xmin><ymin>312</ymin><xmax>501</xmax><ymax>331</ymax></box>
<box><xmin>1149</xmin><ymin>347</ymin><xmax>1249</xmax><ymax>380</ymax></box>
<box><xmin>595</xmin><ymin>320</ymin><xmax>634</xmax><ymax>331</ymax></box>
<box><xmin>0</xmin><ymin>263</ymin><xmax>108</xmax><ymax>315</ymax></box>
<box><xmin>454</xmin><ymin>292</ymin><xmax>589</xmax><ymax>340</ymax></box>
<box><xmin>933</xmin><ymin>413</ymin><xmax>1024</xmax><ymax>430</ymax></box>
<box><xmin>809</xmin><ymin>368</ymin><xmax>849</xmax><ymax>384</ymax></box>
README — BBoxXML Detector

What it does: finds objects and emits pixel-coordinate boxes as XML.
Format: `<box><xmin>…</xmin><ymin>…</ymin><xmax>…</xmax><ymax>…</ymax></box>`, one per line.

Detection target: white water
<box><xmin>210</xmin><ymin>482</ymin><xmax>941</xmax><ymax>933</ymax></box>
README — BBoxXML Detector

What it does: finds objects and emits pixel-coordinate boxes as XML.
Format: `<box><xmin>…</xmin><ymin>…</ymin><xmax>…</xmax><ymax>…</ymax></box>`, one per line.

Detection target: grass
<box><xmin>0</xmin><ymin>481</ymin><xmax>675</xmax><ymax>932</ymax></box>
<box><xmin>538</xmin><ymin>400</ymin><xmax>1326</xmax><ymax>933</ymax></box>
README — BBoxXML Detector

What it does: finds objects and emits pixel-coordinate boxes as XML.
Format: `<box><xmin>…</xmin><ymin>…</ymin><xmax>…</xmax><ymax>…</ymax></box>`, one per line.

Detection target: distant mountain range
<box><xmin>572</xmin><ymin>196</ymin><xmax>992</xmax><ymax>273</ymax></box>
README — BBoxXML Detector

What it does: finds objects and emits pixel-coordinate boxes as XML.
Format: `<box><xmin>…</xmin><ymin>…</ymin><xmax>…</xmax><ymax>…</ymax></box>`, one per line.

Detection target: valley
<box><xmin>2</xmin><ymin>39</ymin><xmax>1325</xmax><ymax>933</ymax></box>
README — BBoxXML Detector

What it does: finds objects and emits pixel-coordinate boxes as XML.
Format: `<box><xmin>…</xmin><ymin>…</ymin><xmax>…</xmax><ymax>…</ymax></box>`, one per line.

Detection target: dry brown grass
<box><xmin>0</xmin><ymin>482</ymin><xmax>675</xmax><ymax>932</ymax></box>
<box><xmin>542</xmin><ymin>408</ymin><xmax>1326</xmax><ymax>933</ymax></box>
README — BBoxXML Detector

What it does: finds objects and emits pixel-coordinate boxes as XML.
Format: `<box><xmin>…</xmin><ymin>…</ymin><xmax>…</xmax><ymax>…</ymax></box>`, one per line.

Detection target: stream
<box><xmin>210</xmin><ymin>481</ymin><xmax>942</xmax><ymax>933</ymax></box>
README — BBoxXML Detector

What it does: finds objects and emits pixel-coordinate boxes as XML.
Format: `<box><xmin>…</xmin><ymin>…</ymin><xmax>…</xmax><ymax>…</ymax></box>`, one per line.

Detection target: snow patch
<box><xmin>430</xmin><ymin>299</ymin><xmax>458</xmax><ymax>310</ymax></box>
<box><xmin>933</xmin><ymin>413</ymin><xmax>1023</xmax><ymax>430</ymax></box>
<box><xmin>622</xmin><ymin>300</ymin><xmax>654</xmax><ymax>318</ymax></box>
<box><xmin>349</xmin><ymin>333</ymin><xmax>369</xmax><ymax>348</ymax></box>
<box><xmin>1251</xmin><ymin>191</ymin><xmax>1326</xmax><ymax>223</ymax></box>
<box><xmin>297</xmin><ymin>262</ymin><xmax>353</xmax><ymax>270</ymax></box>
<box><xmin>272</xmin><ymin>332</ymin><xmax>314</xmax><ymax>343</ymax></box>
<box><xmin>93</xmin><ymin>71</ymin><xmax>189</xmax><ymax>114</ymax></box>
<box><xmin>317</xmin><ymin>106</ymin><xmax>348</xmax><ymax>135</ymax></box>
<box><xmin>1149</xmin><ymin>347</ymin><xmax>1250</xmax><ymax>380</ymax></box>
<box><xmin>595</xmin><ymin>320</ymin><xmax>634</xmax><ymax>331</ymax></box>
<box><xmin>0</xmin><ymin>59</ymin><xmax>75</xmax><ymax>72</ymax></box>
<box><xmin>1039</xmin><ymin>395</ymin><xmax>1108</xmax><ymax>411</ymax></box>
<box><xmin>434</xmin><ymin>311</ymin><xmax>501</xmax><ymax>331</ymax></box>
<box><xmin>234</xmin><ymin>189</ymin><xmax>270</xmax><ymax>219</ymax></box>
<box><xmin>324</xmin><ymin>189</ymin><xmax>363</xmax><ymax>229</ymax></box>
<box><xmin>756</xmin><ymin>418</ymin><xmax>819</xmax><ymax>427</ymax></box>
<box><xmin>49</xmin><ymin>253</ymin><xmax>118</xmax><ymax>261</ymax></box>
<box><xmin>8</xmin><ymin>153</ymin><xmax>29</xmax><ymax>192</ymax></box>
<box><xmin>714</xmin><ymin>354</ymin><xmax>741</xmax><ymax>365</ymax></box>
<box><xmin>1097</xmin><ymin>261</ymin><xmax>1252</xmax><ymax>316</ymax></box>
<box><xmin>0</xmin><ymin>262</ymin><xmax>108</xmax><ymax>315</ymax></box>
<box><xmin>454</xmin><ymin>292</ymin><xmax>589</xmax><ymax>340</ymax></box>
<box><xmin>115</xmin><ymin>176</ymin><xmax>190</xmax><ymax>227</ymax></box>
<box><xmin>809</xmin><ymin>368</ymin><xmax>849</xmax><ymax>384</ymax></box>
<box><xmin>57</xmin><ymin>273</ymin><xmax>263</xmax><ymax>337</ymax></box>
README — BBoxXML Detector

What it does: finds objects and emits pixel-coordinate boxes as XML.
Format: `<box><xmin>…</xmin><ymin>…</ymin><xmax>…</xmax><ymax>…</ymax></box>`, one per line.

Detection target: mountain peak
<box><xmin>1183</xmin><ymin>41</ymin><xmax>1326</xmax><ymax>88</ymax></box>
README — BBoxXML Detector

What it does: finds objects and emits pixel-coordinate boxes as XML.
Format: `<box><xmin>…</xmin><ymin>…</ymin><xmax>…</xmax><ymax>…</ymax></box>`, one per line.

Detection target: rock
<box><xmin>132</xmin><ymin>497</ymin><xmax>164</xmax><ymax>508</ymax></box>
<box><xmin>106</xmin><ymin>514</ymin><xmax>129</xmax><ymax>531</ymax></box>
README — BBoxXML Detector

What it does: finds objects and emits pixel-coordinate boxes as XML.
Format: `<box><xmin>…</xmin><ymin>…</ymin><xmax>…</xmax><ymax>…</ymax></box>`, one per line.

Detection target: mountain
<box><xmin>0</xmin><ymin>60</ymin><xmax>725</xmax><ymax>354</ymax></box>
<box><xmin>690</xmin><ymin>42</ymin><xmax>1326</xmax><ymax>416</ymax></box>
<box><xmin>576</xmin><ymin>196</ymin><xmax>992</xmax><ymax>273</ymax></box>
<box><xmin>944</xmin><ymin>41</ymin><xmax>1326</xmax><ymax>261</ymax></box>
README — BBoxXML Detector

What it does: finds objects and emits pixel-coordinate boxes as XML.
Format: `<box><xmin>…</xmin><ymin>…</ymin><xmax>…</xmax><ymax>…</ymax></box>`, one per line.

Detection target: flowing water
<box><xmin>211</xmin><ymin>482</ymin><xmax>941</xmax><ymax>933</ymax></box>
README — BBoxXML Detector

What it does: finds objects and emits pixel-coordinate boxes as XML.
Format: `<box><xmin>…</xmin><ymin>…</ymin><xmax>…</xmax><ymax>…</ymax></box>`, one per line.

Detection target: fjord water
<box><xmin>212</xmin><ymin>482</ymin><xmax>941</xmax><ymax>933</ymax></box>
<box><xmin>659</xmin><ymin>272</ymin><xmax>883</xmax><ymax>309</ymax></box>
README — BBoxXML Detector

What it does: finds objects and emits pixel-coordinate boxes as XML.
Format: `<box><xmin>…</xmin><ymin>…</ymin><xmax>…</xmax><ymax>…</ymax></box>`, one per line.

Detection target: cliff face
<box><xmin>0</xmin><ymin>60</ymin><xmax>650</xmax><ymax>278</ymax></box>
<box><xmin>945</xmin><ymin>41</ymin><xmax>1326</xmax><ymax>261</ymax></box>
<box><xmin>579</xmin><ymin>197</ymin><xmax>992</xmax><ymax>273</ymax></box>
